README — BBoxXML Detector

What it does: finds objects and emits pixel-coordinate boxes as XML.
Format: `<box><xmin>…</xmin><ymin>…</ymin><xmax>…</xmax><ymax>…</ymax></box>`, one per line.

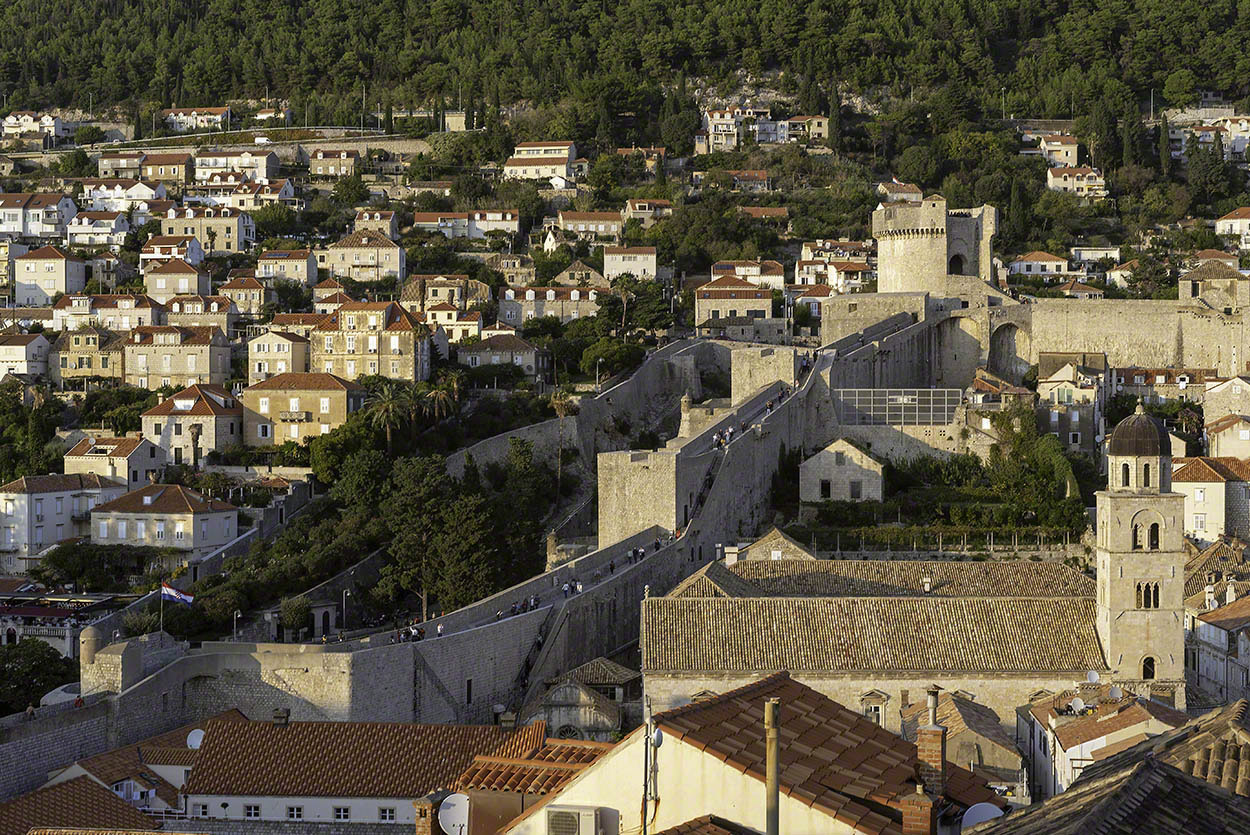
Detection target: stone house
<box><xmin>498</xmin><ymin>286</ymin><xmax>600</xmax><ymax>326</ymax></box>
<box><xmin>0</xmin><ymin>333</ymin><xmax>50</xmax><ymax>378</ymax></box>
<box><xmin>557</xmin><ymin>210</ymin><xmax>623</xmax><ymax>242</ymax></box>
<box><xmin>552</xmin><ymin>259</ymin><xmax>608</xmax><ymax>288</ymax></box>
<box><xmin>267</xmin><ymin>313</ymin><xmax>329</xmax><ymax>339</ymax></box>
<box><xmin>248</xmin><ymin>331</ymin><xmax>310</xmax><ymax>384</ymax></box>
<box><xmin>97</xmin><ymin>151</ymin><xmax>145</xmax><ymax>179</ymax></box>
<box><xmin>1036</xmin><ymin>352</ymin><xmax>1107</xmax><ymax>460</ymax></box>
<box><xmin>1039</xmin><ymin>134</ymin><xmax>1079</xmax><ymax>166</ymax></box>
<box><xmin>162</xmin><ymin>206</ymin><xmax>255</xmax><ymax>255</ymax></box>
<box><xmin>481</xmin><ymin>252</ymin><xmax>536</xmax><ymax>285</ymax></box>
<box><xmin>51</xmin><ymin>294</ymin><xmax>164</xmax><ymax>332</ymax></box>
<box><xmin>1188</xmin><ymin>589</ymin><xmax>1250</xmax><ymax>705</ymax></box>
<box><xmin>49</xmin><ymin>327</ymin><xmax>125</xmax><ymax>389</ymax></box>
<box><xmin>0</xmin><ymin>474</ymin><xmax>126</xmax><ymax>575</ymax></box>
<box><xmin>307</xmin><ymin>148</ymin><xmax>360</xmax><ymax>177</ymax></box>
<box><xmin>693</xmin><ymin>275</ymin><xmax>771</xmax><ymax>326</ymax></box>
<box><xmin>91</xmin><ymin>484</ymin><xmax>238</xmax><ymax>562</ymax></box>
<box><xmin>1191</xmin><ymin>248</ymin><xmax>1239</xmax><ymax>270</ymax></box>
<box><xmin>256</xmin><ymin>249</ymin><xmax>317</xmax><ymax>286</ymax></box>
<box><xmin>143</xmin><ymin>259</ymin><xmax>211</xmax><ymax>303</ymax></box>
<box><xmin>1178</xmin><ymin>259</ymin><xmax>1250</xmax><ymax>311</ymax></box>
<box><xmin>313</xmin><ymin>277</ymin><xmax>343</xmax><ymax>301</ymax></box>
<box><xmin>315</xmin><ymin>229</ymin><xmax>406</xmax><ymax>282</ymax></box>
<box><xmin>1056</xmin><ymin>277</ymin><xmax>1104</xmax><ymax>298</ymax></box>
<box><xmin>1204</xmin><ymin>376</ymin><xmax>1250</xmax><ymax>425</ymax></box>
<box><xmin>14</xmin><ymin>246</ymin><xmax>86</xmax><ymax>305</ymax></box>
<box><xmin>503</xmin><ymin>140</ymin><xmax>575</xmax><ymax>180</ymax></box>
<box><xmin>230</xmin><ymin>178</ymin><xmax>298</xmax><ymax>211</ymax></box>
<box><xmin>456</xmin><ymin>334</ymin><xmax>551</xmax><ymax>382</ymax></box>
<box><xmin>799</xmin><ymin>439</ymin><xmax>885</xmax><ymax>503</ymax></box>
<box><xmin>141</xmin><ymin>383</ymin><xmax>244</xmax><ymax>466</ymax></box>
<box><xmin>122</xmin><ymin>325</ymin><xmax>230</xmax><ymax>389</ymax></box>
<box><xmin>622</xmin><ymin>198</ymin><xmax>673</xmax><ymax>227</ymax></box>
<box><xmin>218</xmin><ymin>276</ymin><xmax>269</xmax><ymax>316</ymax></box>
<box><xmin>1115</xmin><ymin>366</ymin><xmax>1213</xmax><ymax>405</ymax></box>
<box><xmin>312</xmin><ymin>301</ymin><xmax>432</xmax><ymax>382</ymax></box>
<box><xmin>900</xmin><ymin>691</ymin><xmax>1027</xmax><ymax>803</ymax></box>
<box><xmin>165</xmin><ymin>295</ymin><xmax>239</xmax><ymax>333</ymax></box>
<box><xmin>398</xmin><ymin>274</ymin><xmax>491</xmax><ymax>312</ymax></box>
<box><xmin>1171</xmin><ymin>457</ymin><xmax>1250</xmax><ymax>544</ymax></box>
<box><xmin>139</xmin><ymin>153</ymin><xmax>194</xmax><ymax>185</ymax></box>
<box><xmin>241</xmin><ymin>372</ymin><xmax>366</xmax><ymax>445</ymax></box>
<box><xmin>695</xmin><ymin>315</ymin><xmax>788</xmax><ymax>343</ymax></box>
<box><xmin>314</xmin><ymin>291</ymin><xmax>354</xmax><ymax>315</ymax></box>
<box><xmin>354</xmin><ymin>209</ymin><xmax>398</xmax><ymax>240</ymax></box>
<box><xmin>520</xmin><ymin>657</ymin><xmax>642</xmax><ymax>742</ymax></box>
<box><xmin>63</xmin><ymin>435</ymin><xmax>165</xmax><ymax>491</ymax></box>
<box><xmin>1207</xmin><ymin>414</ymin><xmax>1250</xmax><ymax>458</ymax></box>
<box><xmin>603</xmin><ymin>246</ymin><xmax>657</xmax><ymax>281</ymax></box>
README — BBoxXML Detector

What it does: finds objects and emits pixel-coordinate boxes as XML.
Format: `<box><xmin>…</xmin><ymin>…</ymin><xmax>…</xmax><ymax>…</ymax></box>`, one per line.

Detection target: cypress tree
<box><xmin>828</xmin><ymin>79</ymin><xmax>841</xmax><ymax>152</ymax></box>
<box><xmin>1120</xmin><ymin>102</ymin><xmax>1142</xmax><ymax>167</ymax></box>
<box><xmin>1158</xmin><ymin>115</ymin><xmax>1172</xmax><ymax>178</ymax></box>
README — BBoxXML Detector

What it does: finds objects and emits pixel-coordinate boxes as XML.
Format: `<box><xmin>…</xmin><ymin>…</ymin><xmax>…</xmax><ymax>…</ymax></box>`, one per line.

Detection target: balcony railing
<box><xmin>278</xmin><ymin>410</ymin><xmax>310</xmax><ymax>422</ymax></box>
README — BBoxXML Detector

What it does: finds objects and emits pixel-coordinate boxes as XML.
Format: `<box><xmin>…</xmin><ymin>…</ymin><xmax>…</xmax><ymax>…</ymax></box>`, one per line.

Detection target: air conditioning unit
<box><xmin>545</xmin><ymin>806</ymin><xmax>601</xmax><ymax>835</ymax></box>
<box><xmin>368</xmin><ymin>348</ymin><xmax>377</xmax><ymax>353</ymax></box>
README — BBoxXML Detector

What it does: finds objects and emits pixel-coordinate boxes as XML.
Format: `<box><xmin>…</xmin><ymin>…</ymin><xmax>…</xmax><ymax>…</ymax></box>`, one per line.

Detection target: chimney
<box><xmin>412</xmin><ymin>794</ymin><xmax>438</xmax><ymax>835</ymax></box>
<box><xmin>764</xmin><ymin>697</ymin><xmax>780</xmax><ymax>835</ymax></box>
<box><xmin>922</xmin><ymin>575</ymin><xmax>932</xmax><ymax>593</ymax></box>
<box><xmin>271</xmin><ymin>707</ymin><xmax>290</xmax><ymax>726</ymax></box>
<box><xmin>915</xmin><ymin>685</ymin><xmax>947</xmax><ymax>800</ymax></box>
<box><xmin>900</xmin><ymin>784</ymin><xmax>937</xmax><ymax>835</ymax></box>
<box><xmin>499</xmin><ymin>711</ymin><xmax>516</xmax><ymax>730</ymax></box>
<box><xmin>1229</xmin><ymin>583</ymin><xmax>1239</xmax><ymax>606</ymax></box>
<box><xmin>1207</xmin><ymin>579</ymin><xmax>1217</xmax><ymax>610</ymax></box>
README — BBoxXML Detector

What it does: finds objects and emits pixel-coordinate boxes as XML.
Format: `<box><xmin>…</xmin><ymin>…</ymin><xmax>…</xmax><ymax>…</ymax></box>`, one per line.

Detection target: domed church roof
<box><xmin>1108</xmin><ymin>404</ymin><xmax>1171</xmax><ymax>457</ymax></box>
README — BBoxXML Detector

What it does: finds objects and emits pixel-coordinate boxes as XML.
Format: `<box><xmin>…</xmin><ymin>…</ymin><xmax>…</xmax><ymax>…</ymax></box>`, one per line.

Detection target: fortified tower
<box><xmin>871</xmin><ymin>195</ymin><xmax>997</xmax><ymax>294</ymax></box>
<box><xmin>1094</xmin><ymin>406</ymin><xmax>1186</xmax><ymax>696</ymax></box>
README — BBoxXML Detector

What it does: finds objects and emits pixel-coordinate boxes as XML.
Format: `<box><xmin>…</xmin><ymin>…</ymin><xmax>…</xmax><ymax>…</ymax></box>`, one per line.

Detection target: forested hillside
<box><xmin>4</xmin><ymin>0</ymin><xmax>1250</xmax><ymax>118</ymax></box>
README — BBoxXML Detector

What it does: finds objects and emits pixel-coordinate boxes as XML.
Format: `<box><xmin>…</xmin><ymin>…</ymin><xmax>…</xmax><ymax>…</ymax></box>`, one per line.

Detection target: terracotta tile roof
<box><xmin>271</xmin><ymin>313</ymin><xmax>329</xmax><ymax>327</ymax></box>
<box><xmin>1012</xmin><ymin>251</ymin><xmax>1067</xmax><ymax>263</ymax></box>
<box><xmin>559</xmin><ymin>211</ymin><xmax>622</xmax><ymax>222</ymax></box>
<box><xmin>458</xmin><ymin>334</ymin><xmax>539</xmax><ymax>354</ymax></box>
<box><xmin>1185</xmin><ymin>540</ymin><xmax>1250</xmax><ymax>596</ymax></box>
<box><xmin>1219</xmin><ymin>207</ymin><xmax>1250</xmax><ymax>222</ymax></box>
<box><xmin>167</xmin><ymin>295</ymin><xmax>233</xmax><ymax>309</ymax></box>
<box><xmin>0</xmin><ymin>333</ymin><xmax>45</xmax><ymax>346</ymax></box>
<box><xmin>184</xmin><ymin>718</ymin><xmax>546</xmax><ymax>799</ymax></box>
<box><xmin>968</xmin><ymin>757</ymin><xmax>1250</xmax><ymax>834</ymax></box>
<box><xmin>140</xmin><ymin>383</ymin><xmax>241</xmax><ymax>417</ymax></box>
<box><xmin>67</xmin><ymin>709</ymin><xmax>246</xmax><ymax>808</ymax></box>
<box><xmin>244</xmin><ymin>372</ymin><xmax>363</xmax><ymax>392</ymax></box>
<box><xmin>670</xmin><ymin>559</ymin><xmax>1094</xmax><ymax>599</ymax></box>
<box><xmin>502</xmin><ymin>285</ymin><xmax>598</xmax><ymax>302</ymax></box>
<box><xmin>1173</xmin><ymin>457</ymin><xmax>1250</xmax><ymax>483</ymax></box>
<box><xmin>258</xmin><ymin>249</ymin><xmax>311</xmax><ymax>259</ymax></box>
<box><xmin>1048</xmin><ymin>166</ymin><xmax>1102</xmax><ymax>176</ymax></box>
<box><xmin>309</xmin><ymin>148</ymin><xmax>359</xmax><ymax>159</ymax></box>
<box><xmin>1059</xmin><ymin>279</ymin><xmax>1102</xmax><ymax>294</ymax></box>
<box><xmin>412</xmin><ymin>211</ymin><xmax>469</xmax><ymax>222</ymax></box>
<box><xmin>126</xmin><ymin>325</ymin><xmax>222</xmax><ymax>346</ymax></box>
<box><xmin>711</xmin><ymin>259</ymin><xmax>784</xmax><ymax>276</ymax></box>
<box><xmin>316</xmin><ymin>291</ymin><xmax>356</xmax><ymax>305</ymax></box>
<box><xmin>642</xmin><ymin>597</ymin><xmax>1108</xmax><ymax>674</ymax></box>
<box><xmin>1110</xmin><ymin>259</ymin><xmax>1139</xmax><ymax>272</ymax></box>
<box><xmin>1185</xmin><ymin>260</ymin><xmax>1246</xmax><ymax>282</ymax></box>
<box><xmin>1195</xmin><ymin>248</ymin><xmax>1236</xmax><ymax>260</ymax></box>
<box><xmin>453</xmin><ymin>738</ymin><xmax>612</xmax><ymax>795</ymax></box>
<box><xmin>1206</xmin><ymin>414</ymin><xmax>1250</xmax><ymax>433</ymax></box>
<box><xmin>252</xmin><ymin>330</ymin><xmax>309</xmax><ymax>344</ymax></box>
<box><xmin>653</xmin><ymin>816</ymin><xmax>756</xmax><ymax>835</ymax></box>
<box><xmin>515</xmin><ymin>141</ymin><xmax>574</xmax><ymax>149</ymax></box>
<box><xmin>1037</xmin><ymin>693</ymin><xmax>1190</xmax><ymax>751</ymax></box>
<box><xmin>739</xmin><ymin>206</ymin><xmax>790</xmax><ymax>218</ymax></box>
<box><xmin>1185</xmin><ymin>578</ymin><xmax>1250</xmax><ymax>611</ymax></box>
<box><xmin>16</xmin><ymin>246</ymin><xmax>82</xmax><ymax>263</ymax></box>
<box><xmin>901</xmin><ymin>693</ymin><xmax>1018</xmax><ymax>758</ymax></box>
<box><xmin>52</xmin><ymin>294</ymin><xmax>161</xmax><ymax>311</ymax></box>
<box><xmin>653</xmin><ymin>673</ymin><xmax>1001</xmax><ymax>832</ymax></box>
<box><xmin>327</xmin><ymin>228</ymin><xmax>400</xmax><ymax>249</ymax></box>
<box><xmin>314</xmin><ymin>301</ymin><xmax>428</xmax><ymax>334</ymax></box>
<box><xmin>144</xmin><ymin>258</ymin><xmax>204</xmax><ymax>276</ymax></box>
<box><xmin>0</xmin><ymin>776</ymin><xmax>157</xmax><ymax>835</ymax></box>
<box><xmin>64</xmin><ymin>437</ymin><xmax>145</xmax><ymax>458</ymax></box>
<box><xmin>0</xmin><ymin>473</ymin><xmax>122</xmax><ymax>494</ymax></box>
<box><xmin>604</xmin><ymin>246</ymin><xmax>657</xmax><ymax>255</ymax></box>
<box><xmin>141</xmin><ymin>235</ymin><xmax>195</xmax><ymax>248</ymax></box>
<box><xmin>1197</xmin><ymin>594</ymin><xmax>1250</xmax><ymax>631</ymax></box>
<box><xmin>219</xmin><ymin>276</ymin><xmax>264</xmax><ymax>290</ymax></box>
<box><xmin>313</xmin><ymin>278</ymin><xmax>343</xmax><ymax>289</ymax></box>
<box><xmin>91</xmin><ymin>484</ymin><xmax>236</xmax><ymax>515</ymax></box>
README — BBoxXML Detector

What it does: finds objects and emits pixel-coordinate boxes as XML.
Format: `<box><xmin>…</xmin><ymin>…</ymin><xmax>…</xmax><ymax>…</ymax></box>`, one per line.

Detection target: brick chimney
<box><xmin>413</xmin><ymin>794</ymin><xmax>437</xmax><ymax>835</ymax></box>
<box><xmin>1207</xmin><ymin>574</ymin><xmax>1217</xmax><ymax>610</ymax></box>
<box><xmin>900</xmin><ymin>784</ymin><xmax>937</xmax><ymax>835</ymax></box>
<box><xmin>915</xmin><ymin>685</ymin><xmax>947</xmax><ymax>800</ymax></box>
<box><xmin>1230</xmin><ymin>582</ymin><xmax>1240</xmax><ymax>606</ymax></box>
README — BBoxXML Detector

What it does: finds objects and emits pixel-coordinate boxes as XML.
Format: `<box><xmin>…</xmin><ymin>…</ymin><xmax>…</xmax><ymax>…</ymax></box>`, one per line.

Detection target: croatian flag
<box><xmin>161</xmin><ymin>583</ymin><xmax>194</xmax><ymax>606</ymax></box>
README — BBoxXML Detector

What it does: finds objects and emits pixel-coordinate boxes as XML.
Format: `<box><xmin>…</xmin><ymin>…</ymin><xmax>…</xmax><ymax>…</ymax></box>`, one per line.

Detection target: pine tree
<box><xmin>1120</xmin><ymin>102</ymin><xmax>1142</xmax><ymax>167</ymax></box>
<box><xmin>1158</xmin><ymin>116</ymin><xmax>1172</xmax><ymax>178</ymax></box>
<box><xmin>1008</xmin><ymin>178</ymin><xmax>1028</xmax><ymax>242</ymax></box>
<box><xmin>828</xmin><ymin>78</ymin><xmax>841</xmax><ymax>152</ymax></box>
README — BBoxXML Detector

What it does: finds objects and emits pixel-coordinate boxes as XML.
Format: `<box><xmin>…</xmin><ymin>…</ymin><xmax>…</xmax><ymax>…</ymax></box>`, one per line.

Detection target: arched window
<box><xmin>1132</xmin><ymin>526</ymin><xmax>1142</xmax><ymax>550</ymax></box>
<box><xmin>1122</xmin><ymin>462</ymin><xmax>1130</xmax><ymax>487</ymax></box>
<box><xmin>1152</xmin><ymin>583</ymin><xmax>1160</xmax><ymax>608</ymax></box>
<box><xmin>1142</xmin><ymin>657</ymin><xmax>1156</xmax><ymax>680</ymax></box>
<box><xmin>1143</xmin><ymin>463</ymin><xmax>1151</xmax><ymax>488</ymax></box>
<box><xmin>1149</xmin><ymin>523</ymin><xmax>1160</xmax><ymax>551</ymax></box>
<box><xmin>1136</xmin><ymin>583</ymin><xmax>1144</xmax><ymax>609</ymax></box>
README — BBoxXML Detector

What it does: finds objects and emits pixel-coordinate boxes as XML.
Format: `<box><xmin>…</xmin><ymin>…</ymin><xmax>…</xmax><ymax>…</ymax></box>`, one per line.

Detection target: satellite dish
<box><xmin>1179</xmin><ymin>380</ymin><xmax>1188</xmax><ymax>390</ymax></box>
<box><xmin>652</xmin><ymin>727</ymin><xmax>664</xmax><ymax>748</ymax></box>
<box><xmin>1117</xmin><ymin>383</ymin><xmax>1123</xmax><ymax>391</ymax></box>
<box><xmin>961</xmin><ymin>802</ymin><xmax>1005</xmax><ymax>828</ymax></box>
<box><xmin>1070</xmin><ymin>697</ymin><xmax>1087</xmax><ymax>713</ymax></box>
<box><xmin>1109</xmin><ymin>686</ymin><xmax>1124</xmax><ymax>699</ymax></box>
<box><xmin>438</xmin><ymin>793</ymin><xmax>470</xmax><ymax>835</ymax></box>
<box><xmin>1086</xmin><ymin>670</ymin><xmax>1101</xmax><ymax>684</ymax></box>
<box><xmin>186</xmin><ymin>729</ymin><xmax>205</xmax><ymax>750</ymax></box>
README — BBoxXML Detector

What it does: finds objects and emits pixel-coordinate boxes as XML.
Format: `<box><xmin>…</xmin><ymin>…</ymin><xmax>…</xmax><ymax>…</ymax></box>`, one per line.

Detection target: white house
<box><xmin>192</xmin><ymin>150</ymin><xmax>280</xmax><ymax>183</ymax></box>
<box><xmin>0</xmin><ymin>332</ymin><xmax>50</xmax><ymax>377</ymax></box>
<box><xmin>1</xmin><ymin>111</ymin><xmax>68</xmax><ymax>139</ymax></box>
<box><xmin>1046</xmin><ymin>166</ymin><xmax>1107</xmax><ymax>198</ymax></box>
<box><xmin>14</xmin><ymin>246</ymin><xmax>87</xmax><ymax>305</ymax></box>
<box><xmin>602</xmin><ymin>246</ymin><xmax>657</xmax><ymax>281</ymax></box>
<box><xmin>0</xmin><ymin>474</ymin><xmax>126</xmax><ymax>575</ymax></box>
<box><xmin>65</xmin><ymin>211</ymin><xmax>130</xmax><ymax>251</ymax></box>
<box><xmin>64</xmin><ymin>436</ymin><xmax>166</xmax><ymax>492</ymax></box>
<box><xmin>0</xmin><ymin>193</ymin><xmax>78</xmax><ymax>239</ymax></box>
<box><xmin>1008</xmin><ymin>251</ymin><xmax>1076</xmax><ymax>280</ymax></box>
<box><xmin>161</xmin><ymin>107</ymin><xmax>231</xmax><ymax>133</ymax></box>
<box><xmin>503</xmin><ymin>141</ymin><xmax>576</xmax><ymax>180</ymax></box>
<box><xmin>1217</xmin><ymin>208</ymin><xmax>1250</xmax><ymax>251</ymax></box>
<box><xmin>80</xmin><ymin>179</ymin><xmax>167</xmax><ymax>212</ymax></box>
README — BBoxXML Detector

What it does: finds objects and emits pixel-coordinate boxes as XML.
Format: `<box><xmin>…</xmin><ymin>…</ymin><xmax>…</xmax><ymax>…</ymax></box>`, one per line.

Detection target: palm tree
<box><xmin>423</xmin><ymin>386</ymin><xmax>454</xmax><ymax>423</ymax></box>
<box><xmin>440</xmin><ymin>370</ymin><xmax>466</xmax><ymax>416</ymax></box>
<box><xmin>366</xmin><ymin>381</ymin><xmax>409</xmax><ymax>455</ymax></box>
<box><xmin>549</xmin><ymin>389</ymin><xmax>579</xmax><ymax>501</ymax></box>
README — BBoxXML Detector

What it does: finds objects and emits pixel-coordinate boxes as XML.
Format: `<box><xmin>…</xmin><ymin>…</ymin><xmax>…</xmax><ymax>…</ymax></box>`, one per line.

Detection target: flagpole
<box><xmin>160</xmin><ymin>582</ymin><xmax>164</xmax><ymax>634</ymax></box>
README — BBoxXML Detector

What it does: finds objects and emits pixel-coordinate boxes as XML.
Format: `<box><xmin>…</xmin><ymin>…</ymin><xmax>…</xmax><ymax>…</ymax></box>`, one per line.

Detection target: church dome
<box><xmin>1108</xmin><ymin>405</ymin><xmax>1171</xmax><ymax>457</ymax></box>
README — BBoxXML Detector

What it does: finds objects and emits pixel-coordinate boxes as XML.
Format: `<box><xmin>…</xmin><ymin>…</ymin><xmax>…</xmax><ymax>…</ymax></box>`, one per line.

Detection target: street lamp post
<box><xmin>1001</xmin><ymin>87</ymin><xmax>1006</xmax><ymax>121</ymax></box>
<box><xmin>342</xmin><ymin>589</ymin><xmax>351</xmax><ymax>630</ymax></box>
<box><xmin>233</xmin><ymin>610</ymin><xmax>242</xmax><ymax>641</ymax></box>
<box><xmin>595</xmin><ymin>358</ymin><xmax>603</xmax><ymax>394</ymax></box>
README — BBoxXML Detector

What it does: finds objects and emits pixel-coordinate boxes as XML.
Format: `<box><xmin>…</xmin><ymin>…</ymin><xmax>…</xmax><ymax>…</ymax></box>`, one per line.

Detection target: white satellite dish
<box><xmin>652</xmin><ymin>727</ymin><xmax>664</xmax><ymax>748</ymax></box>
<box><xmin>961</xmin><ymin>802</ymin><xmax>1005</xmax><ymax>828</ymax></box>
<box><xmin>1086</xmin><ymin>670</ymin><xmax>1101</xmax><ymax>684</ymax></box>
<box><xmin>185</xmin><ymin>729</ymin><xmax>205</xmax><ymax>750</ymax></box>
<box><xmin>438</xmin><ymin>793</ymin><xmax>470</xmax><ymax>835</ymax></box>
<box><xmin>1070</xmin><ymin>697</ymin><xmax>1087</xmax><ymax>713</ymax></box>
<box><xmin>1109</xmin><ymin>686</ymin><xmax>1124</xmax><ymax>699</ymax></box>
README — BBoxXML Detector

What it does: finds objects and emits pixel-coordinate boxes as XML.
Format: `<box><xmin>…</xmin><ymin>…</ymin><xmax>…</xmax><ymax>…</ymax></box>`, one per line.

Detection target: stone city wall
<box><xmin>0</xmin><ymin>696</ymin><xmax>111</xmax><ymax>800</ymax></box>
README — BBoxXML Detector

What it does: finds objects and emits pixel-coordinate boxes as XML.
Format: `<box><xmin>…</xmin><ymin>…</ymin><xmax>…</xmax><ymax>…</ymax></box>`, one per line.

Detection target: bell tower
<box><xmin>1095</xmin><ymin>406</ymin><xmax>1186</xmax><ymax>696</ymax></box>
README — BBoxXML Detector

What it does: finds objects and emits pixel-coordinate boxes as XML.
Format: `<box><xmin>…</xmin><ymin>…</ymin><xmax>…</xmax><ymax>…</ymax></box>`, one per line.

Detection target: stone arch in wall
<box><xmin>948</xmin><ymin>253</ymin><xmax>966</xmax><ymax>275</ymax></box>
<box><xmin>989</xmin><ymin>322</ymin><xmax>1032</xmax><ymax>381</ymax></box>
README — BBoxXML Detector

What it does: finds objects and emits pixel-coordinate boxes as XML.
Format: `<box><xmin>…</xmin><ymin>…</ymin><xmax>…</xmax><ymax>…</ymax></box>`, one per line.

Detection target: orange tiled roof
<box><xmin>0</xmin><ymin>776</ymin><xmax>157</xmax><ymax>835</ymax></box>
